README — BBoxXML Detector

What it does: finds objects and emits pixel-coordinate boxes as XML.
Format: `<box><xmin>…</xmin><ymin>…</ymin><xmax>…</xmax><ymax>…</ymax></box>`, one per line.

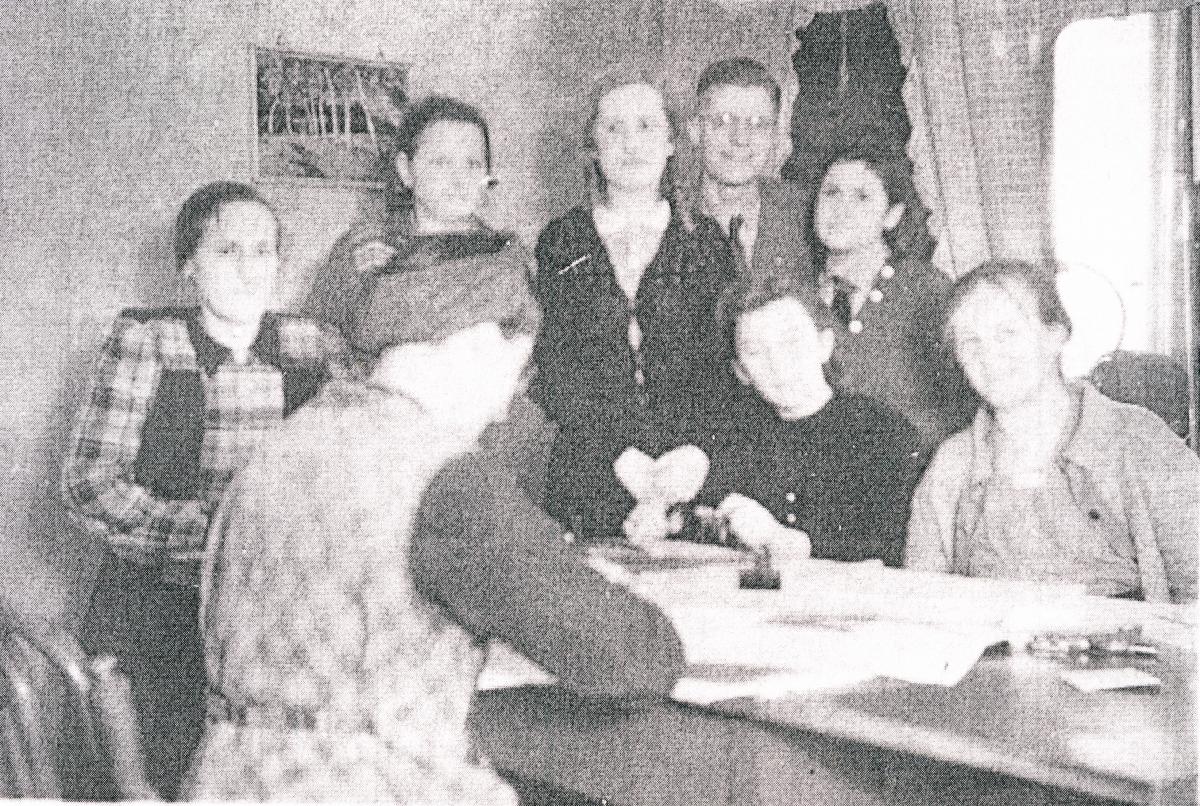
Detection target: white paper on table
<box><xmin>1059</xmin><ymin>667</ymin><xmax>1162</xmax><ymax>692</ymax></box>
<box><xmin>667</xmin><ymin>604</ymin><xmax>894</xmax><ymax>688</ymax></box>
<box><xmin>673</xmin><ymin>666</ymin><xmax>874</xmax><ymax>705</ymax></box>
<box><xmin>850</xmin><ymin>622</ymin><xmax>1003</xmax><ymax>686</ymax></box>
<box><xmin>476</xmin><ymin>641</ymin><xmax>556</xmax><ymax>691</ymax></box>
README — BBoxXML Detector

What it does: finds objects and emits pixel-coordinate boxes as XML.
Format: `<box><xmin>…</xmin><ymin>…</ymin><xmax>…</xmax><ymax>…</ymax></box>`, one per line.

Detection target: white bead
<box><xmin>869</xmin><ymin>288</ymin><xmax>883</xmax><ymax>303</ymax></box>
<box><xmin>849</xmin><ymin>320</ymin><xmax>863</xmax><ymax>334</ymax></box>
<box><xmin>785</xmin><ymin>513</ymin><xmax>797</xmax><ymax>524</ymax></box>
<box><xmin>785</xmin><ymin>492</ymin><xmax>796</xmax><ymax>503</ymax></box>
<box><xmin>880</xmin><ymin>265</ymin><xmax>895</xmax><ymax>280</ymax></box>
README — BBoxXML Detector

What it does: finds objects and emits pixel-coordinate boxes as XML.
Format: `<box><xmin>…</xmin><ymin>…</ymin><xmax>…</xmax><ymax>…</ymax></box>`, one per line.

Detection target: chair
<box><xmin>0</xmin><ymin>607</ymin><xmax>157</xmax><ymax>800</ymax></box>
<box><xmin>1089</xmin><ymin>350</ymin><xmax>1191</xmax><ymax>439</ymax></box>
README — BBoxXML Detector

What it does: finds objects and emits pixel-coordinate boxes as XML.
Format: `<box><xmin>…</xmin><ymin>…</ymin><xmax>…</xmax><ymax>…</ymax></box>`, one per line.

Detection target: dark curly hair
<box><xmin>384</xmin><ymin>95</ymin><xmax>493</xmax><ymax>222</ymax></box>
<box><xmin>808</xmin><ymin>139</ymin><xmax>931</xmax><ymax>275</ymax></box>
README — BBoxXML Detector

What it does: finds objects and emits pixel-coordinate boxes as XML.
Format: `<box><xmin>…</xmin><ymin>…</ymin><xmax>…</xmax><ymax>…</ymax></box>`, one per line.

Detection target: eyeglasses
<box><xmin>701</xmin><ymin>113</ymin><xmax>777</xmax><ymax>134</ymax></box>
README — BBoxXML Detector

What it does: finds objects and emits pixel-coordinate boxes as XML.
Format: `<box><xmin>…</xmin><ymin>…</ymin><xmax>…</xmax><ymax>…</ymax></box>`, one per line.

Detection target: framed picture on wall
<box><xmin>252</xmin><ymin>47</ymin><xmax>408</xmax><ymax>186</ymax></box>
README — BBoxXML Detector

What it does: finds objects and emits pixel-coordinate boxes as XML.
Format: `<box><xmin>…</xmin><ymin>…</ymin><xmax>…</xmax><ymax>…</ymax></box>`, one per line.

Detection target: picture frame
<box><xmin>252</xmin><ymin>46</ymin><xmax>408</xmax><ymax>187</ymax></box>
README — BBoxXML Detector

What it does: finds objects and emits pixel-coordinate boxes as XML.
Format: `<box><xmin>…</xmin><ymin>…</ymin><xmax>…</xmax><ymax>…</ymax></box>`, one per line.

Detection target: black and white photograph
<box><xmin>0</xmin><ymin>0</ymin><xmax>1196</xmax><ymax>803</ymax></box>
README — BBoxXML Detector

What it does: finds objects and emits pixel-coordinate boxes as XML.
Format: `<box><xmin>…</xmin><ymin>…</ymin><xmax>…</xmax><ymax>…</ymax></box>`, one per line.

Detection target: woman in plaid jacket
<box><xmin>61</xmin><ymin>181</ymin><xmax>346</xmax><ymax>799</ymax></box>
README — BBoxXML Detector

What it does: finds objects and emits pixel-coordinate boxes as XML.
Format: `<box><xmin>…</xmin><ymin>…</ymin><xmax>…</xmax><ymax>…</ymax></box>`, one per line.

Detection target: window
<box><xmin>1052</xmin><ymin>8</ymin><xmax>1197</xmax><ymax>443</ymax></box>
<box><xmin>1052</xmin><ymin>11</ymin><xmax>1193</xmax><ymax>358</ymax></box>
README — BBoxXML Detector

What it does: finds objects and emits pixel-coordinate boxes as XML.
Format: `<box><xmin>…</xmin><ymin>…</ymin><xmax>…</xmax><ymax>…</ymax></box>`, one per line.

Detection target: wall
<box><xmin>0</xmin><ymin>0</ymin><xmax>255</xmax><ymax>620</ymax></box>
<box><xmin>0</xmin><ymin>0</ymin><xmax>792</xmax><ymax>621</ymax></box>
<box><xmin>262</xmin><ymin>0</ymin><xmax>799</xmax><ymax>302</ymax></box>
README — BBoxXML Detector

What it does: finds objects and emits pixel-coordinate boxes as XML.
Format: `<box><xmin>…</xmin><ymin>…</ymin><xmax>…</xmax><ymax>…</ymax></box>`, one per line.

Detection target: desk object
<box><xmin>739</xmin><ymin>547</ymin><xmax>781</xmax><ymax>590</ymax></box>
<box><xmin>1060</xmin><ymin>667</ymin><xmax>1162</xmax><ymax>692</ymax></box>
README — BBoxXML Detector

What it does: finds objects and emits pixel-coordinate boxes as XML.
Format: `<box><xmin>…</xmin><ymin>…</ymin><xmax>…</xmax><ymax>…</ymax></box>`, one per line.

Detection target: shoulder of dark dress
<box><xmin>759</xmin><ymin>178</ymin><xmax>811</xmax><ymax>212</ymax></box>
<box><xmin>823</xmin><ymin>394</ymin><xmax>917</xmax><ymax>444</ymax></box>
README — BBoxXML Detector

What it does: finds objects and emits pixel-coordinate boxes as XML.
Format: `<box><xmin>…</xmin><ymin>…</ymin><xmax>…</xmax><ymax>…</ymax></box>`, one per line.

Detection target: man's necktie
<box><xmin>728</xmin><ymin>214</ymin><xmax>746</xmax><ymax>267</ymax></box>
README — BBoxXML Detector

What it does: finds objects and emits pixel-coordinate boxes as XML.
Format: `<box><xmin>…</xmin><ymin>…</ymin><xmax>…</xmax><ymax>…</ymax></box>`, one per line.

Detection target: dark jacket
<box><xmin>749</xmin><ymin>179</ymin><xmax>813</xmax><ymax>287</ymax></box>
<box><xmin>531</xmin><ymin>206</ymin><xmax>736</xmax><ymax>539</ymax></box>
<box><xmin>826</xmin><ymin>256</ymin><xmax>975</xmax><ymax>457</ymax></box>
<box><xmin>700</xmin><ymin>390</ymin><xmax>922</xmax><ymax>567</ymax></box>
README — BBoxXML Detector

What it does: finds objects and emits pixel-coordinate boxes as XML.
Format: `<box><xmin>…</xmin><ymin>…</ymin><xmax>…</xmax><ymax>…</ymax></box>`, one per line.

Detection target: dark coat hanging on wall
<box><xmin>783</xmin><ymin>3</ymin><xmax>910</xmax><ymax>191</ymax></box>
<box><xmin>783</xmin><ymin>2</ymin><xmax>936</xmax><ymax>271</ymax></box>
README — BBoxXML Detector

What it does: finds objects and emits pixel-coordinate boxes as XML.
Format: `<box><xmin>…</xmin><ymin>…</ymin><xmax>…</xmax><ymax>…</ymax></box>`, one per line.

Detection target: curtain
<box><xmin>777</xmin><ymin>0</ymin><xmax>1198</xmax><ymax>277</ymax></box>
<box><xmin>1147</xmin><ymin>9</ymin><xmax>1190</xmax><ymax>359</ymax></box>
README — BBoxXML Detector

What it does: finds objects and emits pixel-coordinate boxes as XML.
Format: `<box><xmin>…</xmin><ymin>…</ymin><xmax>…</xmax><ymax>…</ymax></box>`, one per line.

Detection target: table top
<box><xmin>741</xmin><ymin>645</ymin><xmax>1195</xmax><ymax>799</ymax></box>
<box><xmin>479</xmin><ymin>553</ymin><xmax>1198</xmax><ymax>801</ymax></box>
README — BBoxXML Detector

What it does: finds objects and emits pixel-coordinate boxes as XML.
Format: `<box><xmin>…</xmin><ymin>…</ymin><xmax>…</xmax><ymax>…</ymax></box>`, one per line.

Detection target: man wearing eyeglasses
<box><xmin>688</xmin><ymin>58</ymin><xmax>812</xmax><ymax>286</ymax></box>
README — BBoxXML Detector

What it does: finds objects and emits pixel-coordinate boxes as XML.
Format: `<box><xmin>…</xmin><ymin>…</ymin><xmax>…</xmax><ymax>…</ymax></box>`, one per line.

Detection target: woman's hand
<box><xmin>652</xmin><ymin>445</ymin><xmax>710</xmax><ymax>505</ymax></box>
<box><xmin>717</xmin><ymin>493</ymin><xmax>811</xmax><ymax>558</ymax></box>
<box><xmin>351</xmin><ymin>239</ymin><xmax>397</xmax><ymax>274</ymax></box>
<box><xmin>622</xmin><ymin>500</ymin><xmax>684</xmax><ymax>546</ymax></box>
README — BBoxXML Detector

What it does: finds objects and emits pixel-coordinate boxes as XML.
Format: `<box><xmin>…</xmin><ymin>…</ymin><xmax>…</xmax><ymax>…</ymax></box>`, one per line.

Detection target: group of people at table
<box><xmin>58</xmin><ymin>57</ymin><xmax>1198</xmax><ymax>802</ymax></box>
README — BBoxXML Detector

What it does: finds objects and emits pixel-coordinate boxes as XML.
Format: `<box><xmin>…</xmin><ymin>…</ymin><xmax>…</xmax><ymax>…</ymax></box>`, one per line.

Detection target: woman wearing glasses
<box><xmin>532</xmin><ymin>64</ymin><xmax>737</xmax><ymax>543</ymax></box>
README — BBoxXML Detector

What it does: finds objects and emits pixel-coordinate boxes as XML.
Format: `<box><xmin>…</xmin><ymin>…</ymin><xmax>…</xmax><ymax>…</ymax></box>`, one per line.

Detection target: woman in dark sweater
<box><xmin>532</xmin><ymin>64</ymin><xmax>736</xmax><ymax>541</ymax></box>
<box><xmin>696</xmin><ymin>278</ymin><xmax>921</xmax><ymax>566</ymax></box>
<box><xmin>811</xmin><ymin>143</ymin><xmax>975</xmax><ymax>458</ymax></box>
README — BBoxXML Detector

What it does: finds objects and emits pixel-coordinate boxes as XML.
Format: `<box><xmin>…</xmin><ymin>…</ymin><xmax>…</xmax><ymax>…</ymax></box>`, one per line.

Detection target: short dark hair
<box><xmin>174</xmin><ymin>181</ymin><xmax>277</xmax><ymax>271</ymax></box>
<box><xmin>942</xmin><ymin>259</ymin><xmax>1073</xmax><ymax>349</ymax></box>
<box><xmin>718</xmin><ymin>274</ymin><xmax>837</xmax><ymax>355</ymax></box>
<box><xmin>696</xmin><ymin>58</ymin><xmax>781</xmax><ymax>112</ymax></box>
<box><xmin>384</xmin><ymin>95</ymin><xmax>494</xmax><ymax>225</ymax></box>
<box><xmin>394</xmin><ymin>95</ymin><xmax>493</xmax><ymax>171</ymax></box>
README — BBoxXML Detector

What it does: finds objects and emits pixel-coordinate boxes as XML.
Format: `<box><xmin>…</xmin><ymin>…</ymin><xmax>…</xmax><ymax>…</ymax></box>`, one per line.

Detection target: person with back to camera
<box><xmin>532</xmin><ymin>63</ymin><xmax>738</xmax><ymax>543</ymax></box>
<box><xmin>61</xmin><ymin>181</ymin><xmax>347</xmax><ymax>798</ymax></box>
<box><xmin>906</xmin><ymin>260</ymin><xmax>1198</xmax><ymax>603</ymax></box>
<box><xmin>307</xmin><ymin>94</ymin><xmax>553</xmax><ymax>500</ymax></box>
<box><xmin>187</xmin><ymin>259</ymin><xmax>685</xmax><ymax>802</ymax></box>
<box><xmin>656</xmin><ymin>277</ymin><xmax>920</xmax><ymax>567</ymax></box>
<box><xmin>811</xmin><ymin>143</ymin><xmax>974</xmax><ymax>458</ymax></box>
<box><xmin>688</xmin><ymin>57</ymin><xmax>812</xmax><ymax>287</ymax></box>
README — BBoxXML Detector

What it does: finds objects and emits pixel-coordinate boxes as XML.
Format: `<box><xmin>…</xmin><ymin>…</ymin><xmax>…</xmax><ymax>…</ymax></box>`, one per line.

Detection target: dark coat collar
<box><xmin>184</xmin><ymin>308</ymin><xmax>282</xmax><ymax>375</ymax></box>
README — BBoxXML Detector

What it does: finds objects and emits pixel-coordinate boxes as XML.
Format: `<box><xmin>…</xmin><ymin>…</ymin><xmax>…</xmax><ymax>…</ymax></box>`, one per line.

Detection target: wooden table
<box><xmin>470</xmin><ymin>560</ymin><xmax>1197</xmax><ymax>806</ymax></box>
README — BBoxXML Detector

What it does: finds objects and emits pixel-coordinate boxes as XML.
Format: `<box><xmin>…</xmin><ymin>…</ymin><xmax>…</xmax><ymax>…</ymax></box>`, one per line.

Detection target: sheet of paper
<box><xmin>850</xmin><ymin>622</ymin><xmax>1001</xmax><ymax>686</ymax></box>
<box><xmin>665</xmin><ymin>605</ymin><xmax>876</xmax><ymax>672</ymax></box>
<box><xmin>673</xmin><ymin>667</ymin><xmax>873</xmax><ymax>705</ymax></box>
<box><xmin>476</xmin><ymin>641</ymin><xmax>555</xmax><ymax>691</ymax></box>
<box><xmin>1060</xmin><ymin>667</ymin><xmax>1162</xmax><ymax>692</ymax></box>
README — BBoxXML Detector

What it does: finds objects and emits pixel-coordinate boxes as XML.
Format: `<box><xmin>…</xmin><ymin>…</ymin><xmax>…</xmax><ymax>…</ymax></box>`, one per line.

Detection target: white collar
<box><xmin>593</xmin><ymin>200</ymin><xmax>671</xmax><ymax>239</ymax></box>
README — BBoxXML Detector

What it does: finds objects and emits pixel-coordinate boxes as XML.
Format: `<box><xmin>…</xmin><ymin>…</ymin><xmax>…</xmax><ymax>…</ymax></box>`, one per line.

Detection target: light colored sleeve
<box><xmin>1127</xmin><ymin>417</ymin><xmax>1200</xmax><ymax>604</ymax></box>
<box><xmin>904</xmin><ymin>439</ymin><xmax>970</xmax><ymax>573</ymax></box>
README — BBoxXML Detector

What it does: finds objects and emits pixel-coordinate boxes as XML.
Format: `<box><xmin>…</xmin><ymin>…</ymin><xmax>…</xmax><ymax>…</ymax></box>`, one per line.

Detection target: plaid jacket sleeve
<box><xmin>60</xmin><ymin>314</ymin><xmax>208</xmax><ymax>565</ymax></box>
<box><xmin>276</xmin><ymin>315</ymin><xmax>352</xmax><ymax>377</ymax></box>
